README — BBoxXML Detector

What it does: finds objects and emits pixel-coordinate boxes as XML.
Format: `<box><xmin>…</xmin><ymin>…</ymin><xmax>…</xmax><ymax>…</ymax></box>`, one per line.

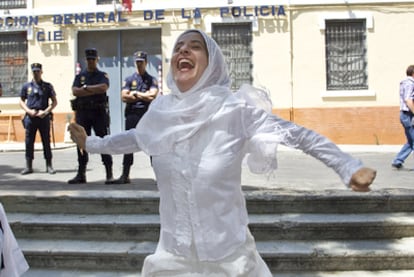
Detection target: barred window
<box><xmin>0</xmin><ymin>32</ymin><xmax>28</xmax><ymax>97</ymax></box>
<box><xmin>0</xmin><ymin>0</ymin><xmax>26</xmax><ymax>9</ymax></box>
<box><xmin>325</xmin><ymin>19</ymin><xmax>367</xmax><ymax>90</ymax></box>
<box><xmin>97</xmin><ymin>0</ymin><xmax>134</xmax><ymax>5</ymax></box>
<box><xmin>212</xmin><ymin>23</ymin><xmax>252</xmax><ymax>91</ymax></box>
<box><xmin>97</xmin><ymin>0</ymin><xmax>113</xmax><ymax>4</ymax></box>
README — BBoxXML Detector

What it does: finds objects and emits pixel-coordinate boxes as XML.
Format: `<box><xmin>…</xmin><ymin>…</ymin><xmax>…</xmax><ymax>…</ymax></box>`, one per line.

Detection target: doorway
<box><xmin>77</xmin><ymin>28</ymin><xmax>162</xmax><ymax>134</ymax></box>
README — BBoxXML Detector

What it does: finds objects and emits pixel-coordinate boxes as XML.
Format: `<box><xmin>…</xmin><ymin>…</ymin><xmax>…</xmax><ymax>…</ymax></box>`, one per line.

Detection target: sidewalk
<box><xmin>0</xmin><ymin>141</ymin><xmax>76</xmax><ymax>152</ymax></box>
<box><xmin>0</xmin><ymin>141</ymin><xmax>412</xmax><ymax>194</ymax></box>
<box><xmin>0</xmin><ymin>141</ymin><xmax>404</xmax><ymax>153</ymax></box>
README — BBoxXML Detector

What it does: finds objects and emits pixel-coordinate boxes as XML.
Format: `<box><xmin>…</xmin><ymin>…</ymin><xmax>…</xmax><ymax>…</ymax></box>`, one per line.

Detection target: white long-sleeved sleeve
<box><xmin>275</xmin><ymin>116</ymin><xmax>363</xmax><ymax>186</ymax></box>
<box><xmin>243</xmin><ymin>106</ymin><xmax>363</xmax><ymax>186</ymax></box>
<box><xmin>85</xmin><ymin>129</ymin><xmax>141</xmax><ymax>155</ymax></box>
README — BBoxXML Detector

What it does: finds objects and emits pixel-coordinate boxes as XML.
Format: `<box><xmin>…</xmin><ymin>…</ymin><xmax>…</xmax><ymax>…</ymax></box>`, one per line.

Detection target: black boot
<box><xmin>68</xmin><ymin>166</ymin><xmax>86</xmax><ymax>184</ymax></box>
<box><xmin>107</xmin><ymin>166</ymin><xmax>131</xmax><ymax>184</ymax></box>
<box><xmin>21</xmin><ymin>159</ymin><xmax>33</xmax><ymax>175</ymax></box>
<box><xmin>46</xmin><ymin>159</ymin><xmax>56</xmax><ymax>174</ymax></box>
<box><xmin>104</xmin><ymin>164</ymin><xmax>114</xmax><ymax>184</ymax></box>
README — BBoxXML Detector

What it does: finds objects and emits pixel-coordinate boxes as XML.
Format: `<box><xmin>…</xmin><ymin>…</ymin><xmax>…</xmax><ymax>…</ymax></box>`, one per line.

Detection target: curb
<box><xmin>0</xmin><ymin>142</ymin><xmax>76</xmax><ymax>152</ymax></box>
<box><xmin>0</xmin><ymin>142</ymin><xmax>402</xmax><ymax>153</ymax></box>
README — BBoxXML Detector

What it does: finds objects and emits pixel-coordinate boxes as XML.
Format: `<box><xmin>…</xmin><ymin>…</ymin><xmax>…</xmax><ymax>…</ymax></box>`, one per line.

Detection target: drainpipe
<box><xmin>288</xmin><ymin>4</ymin><xmax>295</xmax><ymax>122</ymax></box>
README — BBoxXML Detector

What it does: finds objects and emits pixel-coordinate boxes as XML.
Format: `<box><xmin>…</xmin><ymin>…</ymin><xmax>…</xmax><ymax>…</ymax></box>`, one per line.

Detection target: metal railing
<box><xmin>97</xmin><ymin>0</ymin><xmax>114</xmax><ymax>4</ymax></box>
<box><xmin>0</xmin><ymin>0</ymin><xmax>26</xmax><ymax>10</ymax></box>
<box><xmin>0</xmin><ymin>32</ymin><xmax>28</xmax><ymax>97</ymax></box>
<box><xmin>212</xmin><ymin>23</ymin><xmax>253</xmax><ymax>91</ymax></box>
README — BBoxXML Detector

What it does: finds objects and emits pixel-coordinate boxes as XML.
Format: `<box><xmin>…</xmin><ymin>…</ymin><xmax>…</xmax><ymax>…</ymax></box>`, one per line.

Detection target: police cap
<box><xmin>31</xmin><ymin>63</ymin><xmax>42</xmax><ymax>71</ymax></box>
<box><xmin>134</xmin><ymin>51</ymin><xmax>147</xmax><ymax>62</ymax></box>
<box><xmin>85</xmin><ymin>48</ymin><xmax>98</xmax><ymax>59</ymax></box>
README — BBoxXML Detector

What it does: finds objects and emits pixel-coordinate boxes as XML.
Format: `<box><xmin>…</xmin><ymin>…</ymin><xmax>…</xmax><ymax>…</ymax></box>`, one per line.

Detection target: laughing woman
<box><xmin>69</xmin><ymin>29</ymin><xmax>376</xmax><ymax>276</ymax></box>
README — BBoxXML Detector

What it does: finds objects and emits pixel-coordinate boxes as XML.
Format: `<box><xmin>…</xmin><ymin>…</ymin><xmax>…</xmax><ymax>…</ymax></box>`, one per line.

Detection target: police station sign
<box><xmin>0</xmin><ymin>5</ymin><xmax>285</xmax><ymax>42</ymax></box>
<box><xmin>143</xmin><ymin>5</ymin><xmax>286</xmax><ymax>20</ymax></box>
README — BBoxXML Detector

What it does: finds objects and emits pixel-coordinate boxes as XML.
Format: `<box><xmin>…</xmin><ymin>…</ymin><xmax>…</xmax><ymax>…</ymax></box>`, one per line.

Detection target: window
<box><xmin>0</xmin><ymin>32</ymin><xmax>28</xmax><ymax>97</ymax></box>
<box><xmin>325</xmin><ymin>19</ymin><xmax>367</xmax><ymax>90</ymax></box>
<box><xmin>212</xmin><ymin>23</ymin><xmax>252</xmax><ymax>91</ymax></box>
<box><xmin>0</xmin><ymin>0</ymin><xmax>26</xmax><ymax>9</ymax></box>
<box><xmin>97</xmin><ymin>0</ymin><xmax>135</xmax><ymax>5</ymax></box>
<box><xmin>97</xmin><ymin>0</ymin><xmax>113</xmax><ymax>4</ymax></box>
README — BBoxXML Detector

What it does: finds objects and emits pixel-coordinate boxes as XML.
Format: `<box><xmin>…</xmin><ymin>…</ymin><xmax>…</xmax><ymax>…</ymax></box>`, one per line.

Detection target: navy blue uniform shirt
<box><xmin>73</xmin><ymin>69</ymin><xmax>110</xmax><ymax>104</ymax></box>
<box><xmin>123</xmin><ymin>71</ymin><xmax>157</xmax><ymax>111</ymax></box>
<box><xmin>20</xmin><ymin>80</ymin><xmax>56</xmax><ymax>110</ymax></box>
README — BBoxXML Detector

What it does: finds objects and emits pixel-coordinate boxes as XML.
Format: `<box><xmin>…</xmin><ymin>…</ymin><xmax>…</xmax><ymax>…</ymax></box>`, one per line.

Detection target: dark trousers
<box><xmin>75</xmin><ymin>109</ymin><xmax>112</xmax><ymax>168</ymax></box>
<box><xmin>123</xmin><ymin>111</ymin><xmax>146</xmax><ymax>167</ymax></box>
<box><xmin>393</xmin><ymin>111</ymin><xmax>414</xmax><ymax>164</ymax></box>
<box><xmin>23</xmin><ymin>115</ymin><xmax>52</xmax><ymax>160</ymax></box>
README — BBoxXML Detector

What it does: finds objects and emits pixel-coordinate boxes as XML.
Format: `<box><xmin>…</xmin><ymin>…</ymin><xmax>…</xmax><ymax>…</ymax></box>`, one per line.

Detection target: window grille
<box><xmin>97</xmin><ymin>0</ymin><xmax>114</xmax><ymax>4</ymax></box>
<box><xmin>0</xmin><ymin>0</ymin><xmax>26</xmax><ymax>9</ymax></box>
<box><xmin>0</xmin><ymin>32</ymin><xmax>28</xmax><ymax>97</ymax></box>
<box><xmin>212</xmin><ymin>23</ymin><xmax>252</xmax><ymax>91</ymax></box>
<box><xmin>325</xmin><ymin>19</ymin><xmax>367</xmax><ymax>90</ymax></box>
<box><xmin>97</xmin><ymin>0</ymin><xmax>134</xmax><ymax>5</ymax></box>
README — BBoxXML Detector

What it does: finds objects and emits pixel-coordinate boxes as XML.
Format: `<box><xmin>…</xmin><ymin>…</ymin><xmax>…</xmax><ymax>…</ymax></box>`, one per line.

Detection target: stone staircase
<box><xmin>2</xmin><ymin>188</ymin><xmax>414</xmax><ymax>276</ymax></box>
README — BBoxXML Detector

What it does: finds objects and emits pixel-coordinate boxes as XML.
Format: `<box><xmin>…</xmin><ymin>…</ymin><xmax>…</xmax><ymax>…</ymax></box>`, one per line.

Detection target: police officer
<box><xmin>19</xmin><ymin>63</ymin><xmax>58</xmax><ymax>175</ymax></box>
<box><xmin>107</xmin><ymin>51</ymin><xmax>158</xmax><ymax>184</ymax></box>
<box><xmin>68</xmin><ymin>48</ymin><xmax>113</xmax><ymax>184</ymax></box>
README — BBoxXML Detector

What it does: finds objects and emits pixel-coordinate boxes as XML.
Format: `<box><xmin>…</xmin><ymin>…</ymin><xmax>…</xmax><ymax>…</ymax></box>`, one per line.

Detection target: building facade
<box><xmin>0</xmin><ymin>0</ymin><xmax>412</xmax><ymax>145</ymax></box>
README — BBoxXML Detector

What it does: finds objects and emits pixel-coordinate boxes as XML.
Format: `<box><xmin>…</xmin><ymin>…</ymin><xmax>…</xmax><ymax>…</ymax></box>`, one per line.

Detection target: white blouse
<box><xmin>85</xmin><ymin>101</ymin><xmax>362</xmax><ymax>262</ymax></box>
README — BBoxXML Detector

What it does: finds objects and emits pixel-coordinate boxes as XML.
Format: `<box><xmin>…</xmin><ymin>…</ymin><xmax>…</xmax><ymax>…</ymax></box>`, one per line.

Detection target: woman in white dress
<box><xmin>69</xmin><ymin>29</ymin><xmax>376</xmax><ymax>276</ymax></box>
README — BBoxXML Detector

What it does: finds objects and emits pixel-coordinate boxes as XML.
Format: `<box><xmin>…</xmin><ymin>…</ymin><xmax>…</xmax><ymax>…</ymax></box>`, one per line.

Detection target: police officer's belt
<box><xmin>75</xmin><ymin>99</ymin><xmax>107</xmax><ymax>110</ymax></box>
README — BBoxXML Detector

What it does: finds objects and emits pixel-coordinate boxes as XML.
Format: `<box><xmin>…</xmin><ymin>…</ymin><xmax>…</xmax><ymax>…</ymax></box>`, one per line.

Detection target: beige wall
<box><xmin>6</xmin><ymin>3</ymin><xmax>414</xmax><ymax>113</ymax></box>
<box><xmin>367</xmin><ymin>6</ymin><xmax>414</xmax><ymax>105</ymax></box>
<box><xmin>33</xmin><ymin>0</ymin><xmax>87</xmax><ymax>8</ymax></box>
<box><xmin>253</xmin><ymin>16</ymin><xmax>292</xmax><ymax>109</ymax></box>
<box><xmin>28</xmin><ymin>24</ymin><xmax>77</xmax><ymax>114</ymax></box>
<box><xmin>1</xmin><ymin>2</ymin><xmax>412</xmax><ymax>144</ymax></box>
<box><xmin>290</xmin><ymin>5</ymin><xmax>414</xmax><ymax>109</ymax></box>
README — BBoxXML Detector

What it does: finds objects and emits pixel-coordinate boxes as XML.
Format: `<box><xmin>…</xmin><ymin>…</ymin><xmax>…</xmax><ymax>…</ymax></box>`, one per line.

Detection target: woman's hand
<box><xmin>349</xmin><ymin>167</ymin><xmax>377</xmax><ymax>192</ymax></box>
<box><xmin>68</xmin><ymin>123</ymin><xmax>87</xmax><ymax>153</ymax></box>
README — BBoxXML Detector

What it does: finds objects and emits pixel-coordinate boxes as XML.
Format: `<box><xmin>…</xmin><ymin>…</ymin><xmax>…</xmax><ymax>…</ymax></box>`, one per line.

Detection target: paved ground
<box><xmin>0</xmin><ymin>142</ymin><xmax>412</xmax><ymax>193</ymax></box>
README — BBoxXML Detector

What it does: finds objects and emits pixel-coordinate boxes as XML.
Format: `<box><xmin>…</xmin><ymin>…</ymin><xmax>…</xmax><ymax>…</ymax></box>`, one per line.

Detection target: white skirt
<box><xmin>141</xmin><ymin>229</ymin><xmax>272</xmax><ymax>277</ymax></box>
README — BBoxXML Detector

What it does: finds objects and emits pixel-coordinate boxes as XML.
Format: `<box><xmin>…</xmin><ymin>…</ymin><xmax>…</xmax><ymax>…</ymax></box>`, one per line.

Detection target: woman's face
<box><xmin>171</xmin><ymin>31</ymin><xmax>208</xmax><ymax>92</ymax></box>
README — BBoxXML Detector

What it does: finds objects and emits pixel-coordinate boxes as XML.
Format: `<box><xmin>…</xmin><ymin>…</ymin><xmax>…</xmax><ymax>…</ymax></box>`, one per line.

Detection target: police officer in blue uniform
<box><xmin>107</xmin><ymin>51</ymin><xmax>158</xmax><ymax>184</ymax></box>
<box><xmin>19</xmin><ymin>63</ymin><xmax>58</xmax><ymax>175</ymax></box>
<box><xmin>68</xmin><ymin>48</ymin><xmax>113</xmax><ymax>184</ymax></box>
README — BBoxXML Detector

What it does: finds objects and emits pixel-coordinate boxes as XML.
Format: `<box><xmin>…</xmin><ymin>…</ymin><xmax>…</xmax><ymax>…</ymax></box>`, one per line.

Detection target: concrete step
<box><xmin>22</xmin><ymin>269</ymin><xmax>414</xmax><ymax>277</ymax></box>
<box><xmin>244</xmin><ymin>189</ymin><xmax>414</xmax><ymax>214</ymax></box>
<box><xmin>249</xmin><ymin>212</ymin><xmax>414</xmax><ymax>240</ymax></box>
<box><xmin>9</xmin><ymin>213</ymin><xmax>161</xmax><ymax>241</ymax></box>
<box><xmin>1</xmin><ymin>190</ymin><xmax>160</xmax><ymax>215</ymax></box>
<box><xmin>19</xmin><ymin>239</ymin><xmax>155</xmax><ymax>271</ymax></box>
<box><xmin>276</xmin><ymin>271</ymin><xmax>414</xmax><ymax>277</ymax></box>
<box><xmin>25</xmin><ymin>269</ymin><xmax>142</xmax><ymax>277</ymax></box>
<box><xmin>2</xmin><ymin>188</ymin><xmax>414</xmax><ymax>214</ymax></box>
<box><xmin>8</xmin><ymin>212</ymin><xmax>414</xmax><ymax>241</ymax></box>
<box><xmin>260</xmin><ymin>238</ymin><xmax>414</xmax><ymax>271</ymax></box>
<box><xmin>18</xmin><ymin>238</ymin><xmax>414</xmax><ymax>272</ymax></box>
<box><xmin>4</xmin><ymin>188</ymin><xmax>414</xmax><ymax>274</ymax></box>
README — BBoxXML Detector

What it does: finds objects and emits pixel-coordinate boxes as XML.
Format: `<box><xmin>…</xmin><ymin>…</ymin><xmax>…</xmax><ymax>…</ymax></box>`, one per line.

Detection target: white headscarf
<box><xmin>134</xmin><ymin>29</ymin><xmax>241</xmax><ymax>155</ymax></box>
<box><xmin>135</xmin><ymin>29</ymin><xmax>284</xmax><ymax>175</ymax></box>
<box><xmin>166</xmin><ymin>29</ymin><xmax>231</xmax><ymax>97</ymax></box>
